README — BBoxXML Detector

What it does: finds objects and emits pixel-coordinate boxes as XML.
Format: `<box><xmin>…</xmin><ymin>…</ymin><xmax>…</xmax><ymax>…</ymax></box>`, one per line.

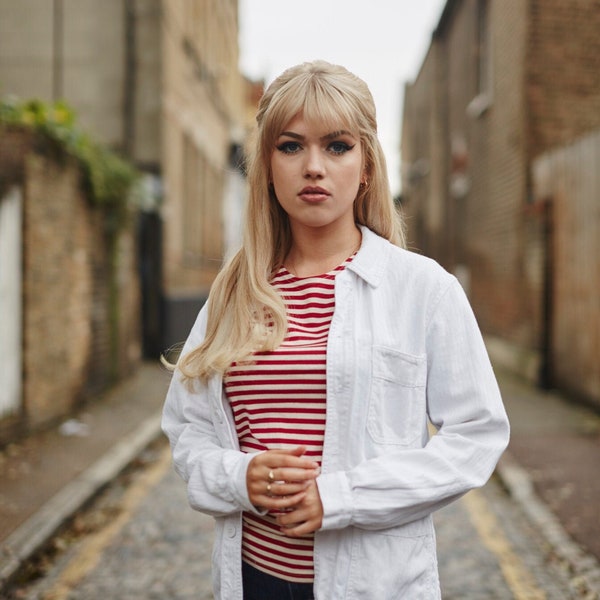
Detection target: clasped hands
<box><xmin>247</xmin><ymin>446</ymin><xmax>323</xmax><ymax>537</ymax></box>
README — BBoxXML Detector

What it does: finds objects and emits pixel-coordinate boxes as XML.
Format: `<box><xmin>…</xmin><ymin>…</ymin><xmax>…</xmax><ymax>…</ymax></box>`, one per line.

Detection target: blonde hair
<box><xmin>178</xmin><ymin>60</ymin><xmax>405</xmax><ymax>381</ymax></box>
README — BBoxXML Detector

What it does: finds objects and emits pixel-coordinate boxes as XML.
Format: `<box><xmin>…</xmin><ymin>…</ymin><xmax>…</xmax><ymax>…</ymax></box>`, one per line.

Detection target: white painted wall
<box><xmin>0</xmin><ymin>186</ymin><xmax>23</xmax><ymax>418</ymax></box>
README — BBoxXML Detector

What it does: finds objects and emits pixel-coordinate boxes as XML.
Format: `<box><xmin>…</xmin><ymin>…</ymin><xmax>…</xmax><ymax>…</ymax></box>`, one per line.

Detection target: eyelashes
<box><xmin>329</xmin><ymin>141</ymin><xmax>355</xmax><ymax>155</ymax></box>
<box><xmin>276</xmin><ymin>141</ymin><xmax>302</xmax><ymax>154</ymax></box>
<box><xmin>275</xmin><ymin>141</ymin><xmax>356</xmax><ymax>156</ymax></box>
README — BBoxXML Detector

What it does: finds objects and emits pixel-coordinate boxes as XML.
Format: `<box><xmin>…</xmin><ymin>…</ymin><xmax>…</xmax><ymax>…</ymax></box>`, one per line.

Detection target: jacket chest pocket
<box><xmin>367</xmin><ymin>346</ymin><xmax>426</xmax><ymax>446</ymax></box>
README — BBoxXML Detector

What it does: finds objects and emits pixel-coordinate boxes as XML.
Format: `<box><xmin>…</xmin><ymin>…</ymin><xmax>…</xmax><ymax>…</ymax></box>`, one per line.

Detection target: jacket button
<box><xmin>226</xmin><ymin>524</ymin><xmax>237</xmax><ymax>538</ymax></box>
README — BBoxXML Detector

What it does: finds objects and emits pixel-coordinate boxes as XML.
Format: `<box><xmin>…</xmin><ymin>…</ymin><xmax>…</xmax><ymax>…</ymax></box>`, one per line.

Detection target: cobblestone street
<box><xmin>6</xmin><ymin>439</ymin><xmax>585</xmax><ymax>600</ymax></box>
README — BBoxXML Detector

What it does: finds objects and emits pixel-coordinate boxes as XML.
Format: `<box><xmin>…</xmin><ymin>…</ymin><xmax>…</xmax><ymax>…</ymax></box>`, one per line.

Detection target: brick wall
<box><xmin>527</xmin><ymin>0</ymin><xmax>600</xmax><ymax>158</ymax></box>
<box><xmin>401</xmin><ymin>43</ymin><xmax>441</xmax><ymax>256</ymax></box>
<box><xmin>533</xmin><ymin>130</ymin><xmax>600</xmax><ymax>407</ymax></box>
<box><xmin>402</xmin><ymin>0</ymin><xmax>600</xmax><ymax>390</ymax></box>
<box><xmin>469</xmin><ymin>0</ymin><xmax>534</xmax><ymax>349</ymax></box>
<box><xmin>0</xmin><ymin>131</ymin><xmax>141</xmax><ymax>440</ymax></box>
<box><xmin>22</xmin><ymin>153</ymin><xmax>93</xmax><ymax>427</ymax></box>
<box><xmin>402</xmin><ymin>0</ymin><xmax>541</xmax><ymax>378</ymax></box>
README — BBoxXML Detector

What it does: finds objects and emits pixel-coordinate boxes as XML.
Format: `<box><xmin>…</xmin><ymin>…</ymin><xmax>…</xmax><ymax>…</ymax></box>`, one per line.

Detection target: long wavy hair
<box><xmin>178</xmin><ymin>60</ymin><xmax>405</xmax><ymax>381</ymax></box>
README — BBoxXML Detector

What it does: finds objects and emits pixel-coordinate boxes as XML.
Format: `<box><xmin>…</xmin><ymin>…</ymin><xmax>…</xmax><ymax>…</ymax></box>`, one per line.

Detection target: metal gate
<box><xmin>0</xmin><ymin>186</ymin><xmax>22</xmax><ymax>418</ymax></box>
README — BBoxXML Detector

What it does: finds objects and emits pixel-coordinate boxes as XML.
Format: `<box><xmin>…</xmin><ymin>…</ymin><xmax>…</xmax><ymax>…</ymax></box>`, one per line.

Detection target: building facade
<box><xmin>401</xmin><ymin>0</ymin><xmax>600</xmax><ymax>406</ymax></box>
<box><xmin>0</xmin><ymin>0</ymin><xmax>248</xmax><ymax>353</ymax></box>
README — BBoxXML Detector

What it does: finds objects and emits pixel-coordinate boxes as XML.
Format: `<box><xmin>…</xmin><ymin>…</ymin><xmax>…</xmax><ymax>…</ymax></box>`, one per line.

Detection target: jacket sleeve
<box><xmin>161</xmin><ymin>305</ymin><xmax>258</xmax><ymax>518</ymax></box>
<box><xmin>317</xmin><ymin>278</ymin><xmax>510</xmax><ymax>530</ymax></box>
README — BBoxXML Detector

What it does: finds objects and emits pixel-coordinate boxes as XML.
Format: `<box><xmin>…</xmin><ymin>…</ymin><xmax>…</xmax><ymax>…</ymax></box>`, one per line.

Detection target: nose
<box><xmin>303</xmin><ymin>147</ymin><xmax>325</xmax><ymax>179</ymax></box>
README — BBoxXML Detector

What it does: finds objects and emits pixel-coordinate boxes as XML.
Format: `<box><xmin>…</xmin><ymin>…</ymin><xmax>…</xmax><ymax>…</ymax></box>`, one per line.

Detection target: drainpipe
<box><xmin>539</xmin><ymin>197</ymin><xmax>554</xmax><ymax>389</ymax></box>
<box><xmin>123</xmin><ymin>0</ymin><xmax>136</xmax><ymax>159</ymax></box>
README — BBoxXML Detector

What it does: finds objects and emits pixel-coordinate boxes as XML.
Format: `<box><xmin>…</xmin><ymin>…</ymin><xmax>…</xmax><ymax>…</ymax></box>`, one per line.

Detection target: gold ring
<box><xmin>267</xmin><ymin>483</ymin><xmax>272</xmax><ymax>494</ymax></box>
<box><xmin>268</xmin><ymin>470</ymin><xmax>275</xmax><ymax>483</ymax></box>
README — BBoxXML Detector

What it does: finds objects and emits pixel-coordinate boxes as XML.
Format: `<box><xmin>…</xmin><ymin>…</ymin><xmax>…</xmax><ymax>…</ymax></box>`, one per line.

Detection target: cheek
<box><xmin>271</xmin><ymin>162</ymin><xmax>298</xmax><ymax>197</ymax></box>
<box><xmin>270</xmin><ymin>157</ymin><xmax>285</xmax><ymax>186</ymax></box>
<box><xmin>343</xmin><ymin>159</ymin><xmax>364</xmax><ymax>189</ymax></box>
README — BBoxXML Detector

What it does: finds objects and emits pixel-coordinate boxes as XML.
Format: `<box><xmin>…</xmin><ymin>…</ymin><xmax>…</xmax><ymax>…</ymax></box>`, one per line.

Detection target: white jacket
<box><xmin>162</xmin><ymin>226</ymin><xmax>510</xmax><ymax>599</ymax></box>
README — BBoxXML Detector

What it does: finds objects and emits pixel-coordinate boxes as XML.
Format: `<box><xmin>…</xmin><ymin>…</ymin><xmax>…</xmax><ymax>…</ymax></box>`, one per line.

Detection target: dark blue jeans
<box><xmin>242</xmin><ymin>561</ymin><xmax>315</xmax><ymax>600</ymax></box>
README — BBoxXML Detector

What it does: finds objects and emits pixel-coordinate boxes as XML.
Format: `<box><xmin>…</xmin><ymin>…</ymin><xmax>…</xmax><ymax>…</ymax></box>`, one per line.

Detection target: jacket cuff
<box><xmin>226</xmin><ymin>451</ymin><xmax>257</xmax><ymax>512</ymax></box>
<box><xmin>317</xmin><ymin>471</ymin><xmax>353</xmax><ymax>530</ymax></box>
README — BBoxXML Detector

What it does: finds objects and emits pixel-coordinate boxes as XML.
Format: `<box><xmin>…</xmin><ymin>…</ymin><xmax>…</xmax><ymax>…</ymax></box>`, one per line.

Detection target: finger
<box><xmin>266</xmin><ymin>446</ymin><xmax>308</xmax><ymax>458</ymax></box>
<box><xmin>280</xmin><ymin>517</ymin><xmax>322</xmax><ymax>537</ymax></box>
<box><xmin>271</xmin><ymin>467</ymin><xmax>320</xmax><ymax>483</ymax></box>
<box><xmin>276</xmin><ymin>506</ymin><xmax>312</xmax><ymax>526</ymax></box>
<box><xmin>248</xmin><ymin>448</ymin><xmax>304</xmax><ymax>472</ymax></box>
<box><xmin>288</xmin><ymin>445</ymin><xmax>307</xmax><ymax>457</ymax></box>
<box><xmin>256</xmin><ymin>446</ymin><xmax>309</xmax><ymax>464</ymax></box>
<box><xmin>261</xmin><ymin>490</ymin><xmax>307</xmax><ymax>511</ymax></box>
<box><xmin>268</xmin><ymin>456</ymin><xmax>320</xmax><ymax>471</ymax></box>
<box><xmin>266</xmin><ymin>480</ymin><xmax>311</xmax><ymax>497</ymax></box>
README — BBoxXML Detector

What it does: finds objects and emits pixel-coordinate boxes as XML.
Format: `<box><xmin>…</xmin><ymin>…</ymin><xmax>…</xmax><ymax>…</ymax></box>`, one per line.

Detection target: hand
<box><xmin>276</xmin><ymin>479</ymin><xmax>323</xmax><ymax>537</ymax></box>
<box><xmin>247</xmin><ymin>446</ymin><xmax>320</xmax><ymax>512</ymax></box>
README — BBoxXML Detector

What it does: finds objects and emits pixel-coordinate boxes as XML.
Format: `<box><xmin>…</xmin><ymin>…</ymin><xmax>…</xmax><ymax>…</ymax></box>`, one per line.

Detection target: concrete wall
<box><xmin>0</xmin><ymin>0</ymin><xmax>162</xmax><ymax>165</ymax></box>
<box><xmin>0</xmin><ymin>1</ymin><xmax>55</xmax><ymax>99</ymax></box>
<box><xmin>0</xmin><ymin>0</ymin><xmax>125</xmax><ymax>148</ymax></box>
<box><xmin>129</xmin><ymin>0</ymin><xmax>161</xmax><ymax>167</ymax></box>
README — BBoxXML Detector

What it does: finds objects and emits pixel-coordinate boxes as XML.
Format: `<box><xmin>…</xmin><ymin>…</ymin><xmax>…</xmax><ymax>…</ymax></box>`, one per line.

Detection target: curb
<box><xmin>496</xmin><ymin>451</ymin><xmax>600</xmax><ymax>598</ymax></box>
<box><xmin>0</xmin><ymin>411</ymin><xmax>164</xmax><ymax>590</ymax></box>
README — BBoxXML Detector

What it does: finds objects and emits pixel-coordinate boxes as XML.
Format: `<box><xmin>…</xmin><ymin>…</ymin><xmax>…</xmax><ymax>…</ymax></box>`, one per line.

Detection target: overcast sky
<box><xmin>238</xmin><ymin>0</ymin><xmax>447</xmax><ymax>195</ymax></box>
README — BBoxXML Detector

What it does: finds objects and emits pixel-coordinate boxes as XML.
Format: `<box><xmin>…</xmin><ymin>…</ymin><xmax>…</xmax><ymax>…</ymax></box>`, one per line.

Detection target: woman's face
<box><xmin>270</xmin><ymin>112</ymin><xmax>364</xmax><ymax>235</ymax></box>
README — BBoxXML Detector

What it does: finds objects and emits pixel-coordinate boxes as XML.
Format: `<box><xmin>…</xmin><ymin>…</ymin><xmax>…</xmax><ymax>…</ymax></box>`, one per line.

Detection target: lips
<box><xmin>298</xmin><ymin>186</ymin><xmax>331</xmax><ymax>202</ymax></box>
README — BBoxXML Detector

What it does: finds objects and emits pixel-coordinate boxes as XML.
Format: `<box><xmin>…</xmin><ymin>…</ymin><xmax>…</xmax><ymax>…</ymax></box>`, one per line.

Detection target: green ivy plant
<box><xmin>0</xmin><ymin>97</ymin><xmax>138</xmax><ymax>226</ymax></box>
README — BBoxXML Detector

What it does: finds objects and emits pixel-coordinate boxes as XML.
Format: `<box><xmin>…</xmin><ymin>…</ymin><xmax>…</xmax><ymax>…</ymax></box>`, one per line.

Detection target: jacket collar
<box><xmin>346</xmin><ymin>225</ymin><xmax>391</xmax><ymax>288</ymax></box>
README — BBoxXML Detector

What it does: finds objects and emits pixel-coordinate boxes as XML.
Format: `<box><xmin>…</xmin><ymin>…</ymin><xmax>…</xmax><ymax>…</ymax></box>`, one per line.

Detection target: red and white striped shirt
<box><xmin>223</xmin><ymin>256</ymin><xmax>353</xmax><ymax>582</ymax></box>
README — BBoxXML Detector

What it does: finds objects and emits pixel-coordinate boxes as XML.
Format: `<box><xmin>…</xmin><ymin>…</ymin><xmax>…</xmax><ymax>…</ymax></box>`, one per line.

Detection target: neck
<box><xmin>285</xmin><ymin>224</ymin><xmax>362</xmax><ymax>277</ymax></box>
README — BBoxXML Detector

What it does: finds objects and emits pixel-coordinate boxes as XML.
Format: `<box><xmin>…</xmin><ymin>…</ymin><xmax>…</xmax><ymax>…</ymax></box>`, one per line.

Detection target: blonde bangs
<box><xmin>260</xmin><ymin>71</ymin><xmax>365</xmax><ymax>156</ymax></box>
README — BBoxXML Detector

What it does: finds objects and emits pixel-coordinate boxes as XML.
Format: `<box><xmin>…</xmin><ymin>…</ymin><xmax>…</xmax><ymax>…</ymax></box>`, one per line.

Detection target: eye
<box><xmin>276</xmin><ymin>141</ymin><xmax>302</xmax><ymax>154</ymax></box>
<box><xmin>328</xmin><ymin>141</ymin><xmax>354</xmax><ymax>156</ymax></box>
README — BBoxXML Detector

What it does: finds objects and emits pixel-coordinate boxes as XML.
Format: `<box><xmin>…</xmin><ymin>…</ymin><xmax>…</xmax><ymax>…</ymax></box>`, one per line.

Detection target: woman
<box><xmin>162</xmin><ymin>60</ymin><xmax>509</xmax><ymax>599</ymax></box>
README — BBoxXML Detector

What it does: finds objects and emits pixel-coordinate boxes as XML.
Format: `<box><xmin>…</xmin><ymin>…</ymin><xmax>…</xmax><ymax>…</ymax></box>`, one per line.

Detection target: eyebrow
<box><xmin>278</xmin><ymin>129</ymin><xmax>355</xmax><ymax>141</ymax></box>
